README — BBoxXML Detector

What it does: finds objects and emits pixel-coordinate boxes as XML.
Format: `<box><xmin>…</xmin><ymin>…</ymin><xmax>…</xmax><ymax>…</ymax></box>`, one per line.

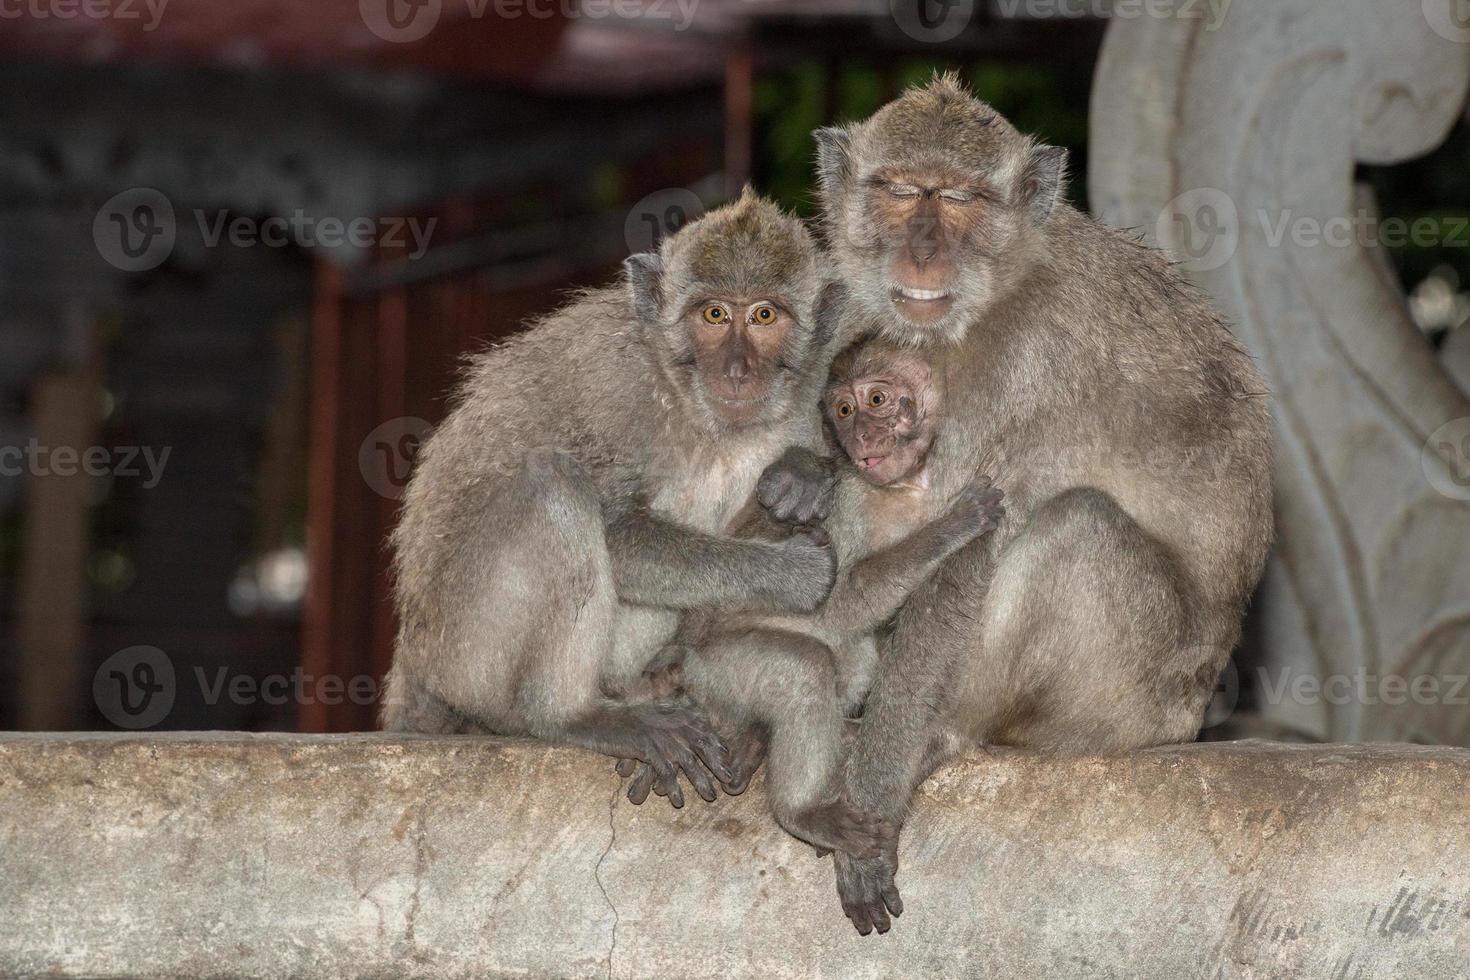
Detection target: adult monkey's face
<box><xmin>814</xmin><ymin>73</ymin><xmax>1069</xmax><ymax>346</ymax></box>
<box><xmin>625</xmin><ymin>190</ymin><xmax>834</xmax><ymax>433</ymax></box>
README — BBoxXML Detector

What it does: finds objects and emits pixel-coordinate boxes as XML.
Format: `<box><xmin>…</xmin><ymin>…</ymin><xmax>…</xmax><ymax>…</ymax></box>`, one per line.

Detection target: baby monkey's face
<box><xmin>824</xmin><ymin>349</ymin><xmax>937</xmax><ymax>487</ymax></box>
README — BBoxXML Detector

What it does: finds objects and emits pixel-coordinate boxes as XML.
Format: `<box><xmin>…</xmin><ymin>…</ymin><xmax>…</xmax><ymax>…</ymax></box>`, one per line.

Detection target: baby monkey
<box><xmin>621</xmin><ymin>339</ymin><xmax>1004</xmax><ymax>859</ymax></box>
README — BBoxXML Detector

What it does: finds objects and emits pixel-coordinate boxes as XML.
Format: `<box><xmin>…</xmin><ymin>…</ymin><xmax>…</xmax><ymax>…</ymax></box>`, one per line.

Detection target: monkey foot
<box><xmin>834</xmin><ymin>850</ymin><xmax>903</xmax><ymax>936</ymax></box>
<box><xmin>718</xmin><ymin>726</ymin><xmax>768</xmax><ymax>796</ymax></box>
<box><xmin>791</xmin><ymin>802</ymin><xmax>894</xmax><ymax>861</ymax></box>
<box><xmin>599</xmin><ymin>704</ymin><xmax>732</xmax><ymax>809</ymax></box>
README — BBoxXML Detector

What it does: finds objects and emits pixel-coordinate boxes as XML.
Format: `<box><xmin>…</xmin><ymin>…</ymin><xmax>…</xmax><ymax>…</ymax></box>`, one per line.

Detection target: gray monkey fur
<box><xmin>629</xmin><ymin>342</ymin><xmax>1004</xmax><ymax>858</ymax></box>
<box><xmin>381</xmin><ymin>191</ymin><xmax>846</xmax><ymax>806</ymax></box>
<box><xmin>812</xmin><ymin>74</ymin><xmax>1274</xmax><ymax>933</ymax></box>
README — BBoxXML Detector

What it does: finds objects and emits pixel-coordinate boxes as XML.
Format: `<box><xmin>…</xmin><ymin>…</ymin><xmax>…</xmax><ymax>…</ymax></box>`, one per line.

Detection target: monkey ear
<box><xmin>813</xmin><ymin>127</ymin><xmax>853</xmax><ymax>200</ymax></box>
<box><xmin>623</xmin><ymin>252</ymin><xmax>664</xmax><ymax>326</ymax></box>
<box><xmin>1018</xmin><ymin>144</ymin><xmax>1068</xmax><ymax>223</ymax></box>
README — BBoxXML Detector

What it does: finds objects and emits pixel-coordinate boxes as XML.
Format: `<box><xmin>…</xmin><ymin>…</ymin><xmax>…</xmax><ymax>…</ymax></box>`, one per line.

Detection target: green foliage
<box><xmin>753</xmin><ymin>59</ymin><xmax>1095</xmax><ymax>217</ymax></box>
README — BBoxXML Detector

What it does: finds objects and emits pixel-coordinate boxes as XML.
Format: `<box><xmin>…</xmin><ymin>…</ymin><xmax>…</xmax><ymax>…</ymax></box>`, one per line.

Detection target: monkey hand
<box><xmin>833</xmin><ymin>844</ymin><xmax>903</xmax><ymax>936</ymax></box>
<box><xmin>757</xmin><ymin>446</ymin><xmax>838</xmax><ymax>526</ymax></box>
<box><xmin>765</xmin><ymin>528</ymin><xmax>837</xmax><ymax>612</ymax></box>
<box><xmin>939</xmin><ymin>476</ymin><xmax>1005</xmax><ymax>544</ymax></box>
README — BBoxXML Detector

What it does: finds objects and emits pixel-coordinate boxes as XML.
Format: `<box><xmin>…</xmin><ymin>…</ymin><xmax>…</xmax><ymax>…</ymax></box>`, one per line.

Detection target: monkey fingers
<box><xmin>756</xmin><ymin>447</ymin><xmax>837</xmax><ymax>525</ymax></box>
<box><xmin>833</xmin><ymin>851</ymin><xmax>904</xmax><ymax>936</ymax></box>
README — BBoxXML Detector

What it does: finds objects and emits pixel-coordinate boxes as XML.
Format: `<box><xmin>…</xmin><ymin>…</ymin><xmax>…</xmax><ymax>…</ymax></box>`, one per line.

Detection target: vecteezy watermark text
<box><xmin>1158</xmin><ymin>188</ymin><xmax>1470</xmax><ymax>273</ymax></box>
<box><xmin>0</xmin><ymin>440</ymin><xmax>170</xmax><ymax>489</ymax></box>
<box><xmin>94</xmin><ymin>188</ymin><xmax>437</xmax><ymax>273</ymax></box>
<box><xmin>359</xmin><ymin>0</ymin><xmax>698</xmax><ymax>44</ymax></box>
<box><xmin>0</xmin><ymin>0</ymin><xmax>168</xmax><ymax>31</ymax></box>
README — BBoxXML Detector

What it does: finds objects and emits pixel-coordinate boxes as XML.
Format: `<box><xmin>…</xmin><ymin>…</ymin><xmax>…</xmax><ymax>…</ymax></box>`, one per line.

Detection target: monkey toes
<box><xmin>619</xmin><ymin>704</ymin><xmax>734</xmax><ymax>808</ymax></box>
<box><xmin>717</xmin><ymin>726</ymin><xmax>768</xmax><ymax>795</ymax></box>
<box><xmin>834</xmin><ymin>850</ymin><xmax>904</xmax><ymax>937</ymax></box>
<box><xmin>615</xmin><ymin>724</ymin><xmax>767</xmax><ymax>805</ymax></box>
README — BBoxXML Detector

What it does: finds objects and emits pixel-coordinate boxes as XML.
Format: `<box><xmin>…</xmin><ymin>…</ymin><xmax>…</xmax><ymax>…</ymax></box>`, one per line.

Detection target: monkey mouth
<box><xmin>892</xmin><ymin>286</ymin><xmax>950</xmax><ymax>301</ymax></box>
<box><xmin>859</xmin><ymin>455</ymin><xmax>888</xmax><ymax>471</ymax></box>
<box><xmin>890</xmin><ymin>286</ymin><xmax>955</xmax><ymax>321</ymax></box>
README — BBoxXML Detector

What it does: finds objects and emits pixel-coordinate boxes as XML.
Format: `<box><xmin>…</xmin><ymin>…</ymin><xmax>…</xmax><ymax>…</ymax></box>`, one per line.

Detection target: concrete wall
<box><xmin>2</xmin><ymin>733</ymin><xmax>1469</xmax><ymax>978</ymax></box>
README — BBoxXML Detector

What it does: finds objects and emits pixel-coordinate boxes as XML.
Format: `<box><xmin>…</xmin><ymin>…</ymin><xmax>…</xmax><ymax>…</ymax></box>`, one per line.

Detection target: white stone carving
<box><xmin>1090</xmin><ymin>0</ymin><xmax>1470</xmax><ymax>743</ymax></box>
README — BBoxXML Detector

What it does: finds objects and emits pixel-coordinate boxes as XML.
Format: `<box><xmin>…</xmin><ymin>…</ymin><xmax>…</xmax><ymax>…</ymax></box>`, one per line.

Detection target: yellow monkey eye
<box><xmin>702</xmin><ymin>304</ymin><xmax>730</xmax><ymax>325</ymax></box>
<box><xmin>835</xmin><ymin>401</ymin><xmax>854</xmax><ymax>419</ymax></box>
<box><xmin>752</xmin><ymin>304</ymin><xmax>777</xmax><ymax>325</ymax></box>
<box><xmin>870</xmin><ymin>390</ymin><xmax>887</xmax><ymax>407</ymax></box>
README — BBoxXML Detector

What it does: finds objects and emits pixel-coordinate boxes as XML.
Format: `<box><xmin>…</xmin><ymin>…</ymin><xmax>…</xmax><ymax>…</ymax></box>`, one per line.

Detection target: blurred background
<box><xmin>0</xmin><ymin>0</ymin><xmax>1467</xmax><ymax>737</ymax></box>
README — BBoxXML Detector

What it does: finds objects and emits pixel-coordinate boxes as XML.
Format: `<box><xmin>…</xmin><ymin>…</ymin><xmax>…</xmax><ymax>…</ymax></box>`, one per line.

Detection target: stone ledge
<box><xmin>2</xmin><ymin>733</ymin><xmax>1469</xmax><ymax>978</ymax></box>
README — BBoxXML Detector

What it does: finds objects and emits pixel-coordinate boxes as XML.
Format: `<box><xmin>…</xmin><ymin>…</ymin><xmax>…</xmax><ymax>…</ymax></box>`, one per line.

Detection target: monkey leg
<box><xmin>397</xmin><ymin>447</ymin><xmax>731</xmax><ymax>806</ymax></box>
<box><xmin>683</xmin><ymin>630</ymin><xmax>892</xmax><ymax>860</ymax></box>
<box><xmin>960</xmin><ymin>486</ymin><xmax>1199</xmax><ymax>751</ymax></box>
<box><xmin>833</xmin><ymin>487</ymin><xmax>1204</xmax><ymax>935</ymax></box>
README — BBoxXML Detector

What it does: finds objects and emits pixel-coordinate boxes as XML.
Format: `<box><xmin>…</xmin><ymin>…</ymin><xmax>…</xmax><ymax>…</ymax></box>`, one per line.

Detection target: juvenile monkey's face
<box><xmin>683</xmin><ymin>295</ymin><xmax>796</xmax><ymax>426</ymax></box>
<box><xmin>825</xmin><ymin>354</ymin><xmax>936</xmax><ymax>487</ymax></box>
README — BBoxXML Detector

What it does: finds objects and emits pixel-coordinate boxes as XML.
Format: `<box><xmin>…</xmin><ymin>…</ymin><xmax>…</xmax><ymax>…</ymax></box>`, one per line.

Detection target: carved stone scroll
<box><xmin>1090</xmin><ymin>0</ymin><xmax>1470</xmax><ymax>743</ymax></box>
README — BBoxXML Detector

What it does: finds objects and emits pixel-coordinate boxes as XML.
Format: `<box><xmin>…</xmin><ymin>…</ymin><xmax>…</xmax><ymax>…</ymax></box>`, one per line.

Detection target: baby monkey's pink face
<box><xmin>824</xmin><ymin>348</ymin><xmax>937</xmax><ymax>487</ymax></box>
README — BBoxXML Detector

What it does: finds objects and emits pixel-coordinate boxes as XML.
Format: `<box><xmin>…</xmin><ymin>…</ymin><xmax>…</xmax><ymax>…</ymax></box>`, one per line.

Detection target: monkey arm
<box><xmin>817</xmin><ymin>532</ymin><xmax>961</xmax><ymax>639</ymax></box>
<box><xmin>819</xmin><ymin>479</ymin><xmax>1003</xmax><ymax>638</ymax></box>
<box><xmin>605</xmin><ymin>507</ymin><xmax>835</xmax><ymax>613</ymax></box>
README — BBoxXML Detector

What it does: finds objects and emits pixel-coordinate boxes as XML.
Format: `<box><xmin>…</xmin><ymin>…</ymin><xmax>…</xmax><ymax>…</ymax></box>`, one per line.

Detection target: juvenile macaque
<box><xmin>382</xmin><ymin>192</ymin><xmax>847</xmax><ymax>806</ymax></box>
<box><xmin>808</xmin><ymin>74</ymin><xmax>1272</xmax><ymax>933</ymax></box>
<box><xmin>620</xmin><ymin>339</ymin><xmax>1004</xmax><ymax>860</ymax></box>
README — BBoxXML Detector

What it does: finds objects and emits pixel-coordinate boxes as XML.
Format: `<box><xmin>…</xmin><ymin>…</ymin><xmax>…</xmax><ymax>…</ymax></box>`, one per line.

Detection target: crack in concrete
<box><xmin>401</xmin><ymin>768</ymin><xmax>450</xmax><ymax>959</ymax></box>
<box><xmin>593</xmin><ymin>784</ymin><xmax>622</xmax><ymax>980</ymax></box>
<box><xmin>404</xmin><ymin>798</ymin><xmax>429</xmax><ymax>949</ymax></box>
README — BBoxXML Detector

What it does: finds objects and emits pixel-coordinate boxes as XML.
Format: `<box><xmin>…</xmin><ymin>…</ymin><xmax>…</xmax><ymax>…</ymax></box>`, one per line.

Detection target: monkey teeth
<box><xmin>892</xmin><ymin>287</ymin><xmax>951</xmax><ymax>302</ymax></box>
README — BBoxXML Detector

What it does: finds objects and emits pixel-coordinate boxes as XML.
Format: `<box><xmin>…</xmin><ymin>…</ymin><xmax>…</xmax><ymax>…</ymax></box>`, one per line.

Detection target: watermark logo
<box><xmin>624</xmin><ymin>189</ymin><xmax>705</xmax><ymax>255</ymax></box>
<box><xmin>94</xmin><ymin>188</ymin><xmax>176</xmax><ymax>273</ymax></box>
<box><xmin>1201</xmin><ymin>657</ymin><xmax>1239</xmax><ymax>730</ymax></box>
<box><xmin>989</xmin><ymin>0</ymin><xmax>1231</xmax><ymax>28</ymax></box>
<box><xmin>94</xmin><ymin>646</ymin><xmax>176</xmax><ymax>729</ymax></box>
<box><xmin>94</xmin><ymin>190</ymin><xmax>438</xmax><ymax>272</ymax></box>
<box><xmin>1425</xmin><ymin>0</ymin><xmax>1470</xmax><ymax>42</ymax></box>
<box><xmin>360</xmin><ymin>417</ymin><xmax>434</xmax><ymax>500</ymax></box>
<box><xmin>359</xmin><ymin>0</ymin><xmax>442</xmax><ymax>42</ymax></box>
<box><xmin>361</xmin><ymin>0</ymin><xmax>698</xmax><ymax>42</ymax></box>
<box><xmin>1157</xmin><ymin>187</ymin><xmax>1239</xmax><ymax>273</ymax></box>
<box><xmin>1423</xmin><ymin>417</ymin><xmax>1470</xmax><ymax>501</ymax></box>
<box><xmin>891</xmin><ymin>0</ymin><xmax>973</xmax><ymax>42</ymax></box>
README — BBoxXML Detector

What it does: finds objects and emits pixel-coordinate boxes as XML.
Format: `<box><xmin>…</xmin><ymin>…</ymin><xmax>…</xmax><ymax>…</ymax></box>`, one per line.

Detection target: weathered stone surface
<box><xmin>3</xmin><ymin>734</ymin><xmax>1470</xmax><ymax>978</ymax></box>
<box><xmin>1089</xmin><ymin>0</ymin><xmax>1470</xmax><ymax>744</ymax></box>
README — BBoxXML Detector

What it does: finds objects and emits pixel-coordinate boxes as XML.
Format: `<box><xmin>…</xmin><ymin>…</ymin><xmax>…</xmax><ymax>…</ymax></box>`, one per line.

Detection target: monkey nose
<box><xmin>725</xmin><ymin>357</ymin><xmax>750</xmax><ymax>382</ymax></box>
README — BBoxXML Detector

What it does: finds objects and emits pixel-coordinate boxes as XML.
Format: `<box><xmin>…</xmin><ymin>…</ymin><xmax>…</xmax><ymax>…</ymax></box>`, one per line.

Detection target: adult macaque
<box><xmin>807</xmin><ymin>75</ymin><xmax>1273</xmax><ymax>933</ymax></box>
<box><xmin>620</xmin><ymin>339</ymin><xmax>1004</xmax><ymax>860</ymax></box>
<box><xmin>382</xmin><ymin>192</ymin><xmax>846</xmax><ymax>807</ymax></box>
